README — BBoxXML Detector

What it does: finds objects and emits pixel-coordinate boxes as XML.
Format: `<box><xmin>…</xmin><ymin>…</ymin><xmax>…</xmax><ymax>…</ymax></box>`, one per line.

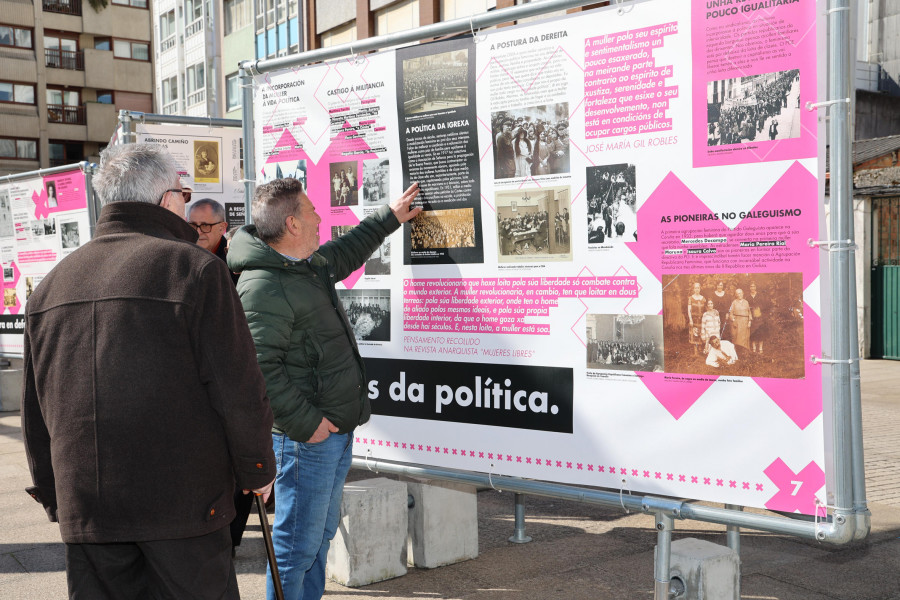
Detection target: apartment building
<box><xmin>0</xmin><ymin>0</ymin><xmax>153</xmax><ymax>175</ymax></box>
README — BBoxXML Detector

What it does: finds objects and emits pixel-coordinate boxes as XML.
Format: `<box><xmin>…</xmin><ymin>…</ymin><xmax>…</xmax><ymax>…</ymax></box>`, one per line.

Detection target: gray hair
<box><xmin>93</xmin><ymin>143</ymin><xmax>179</xmax><ymax>206</ymax></box>
<box><xmin>188</xmin><ymin>198</ymin><xmax>226</xmax><ymax>221</ymax></box>
<box><xmin>252</xmin><ymin>178</ymin><xmax>303</xmax><ymax>244</ymax></box>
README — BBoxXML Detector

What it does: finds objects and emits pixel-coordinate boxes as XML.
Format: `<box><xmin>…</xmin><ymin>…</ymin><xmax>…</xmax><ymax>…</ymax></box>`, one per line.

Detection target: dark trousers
<box><xmin>230</xmin><ymin>488</ymin><xmax>254</xmax><ymax>548</ymax></box>
<box><xmin>65</xmin><ymin>527</ymin><xmax>238</xmax><ymax>600</ymax></box>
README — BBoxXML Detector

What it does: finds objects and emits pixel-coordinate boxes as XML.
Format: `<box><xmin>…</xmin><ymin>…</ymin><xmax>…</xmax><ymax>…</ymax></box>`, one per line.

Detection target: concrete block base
<box><xmin>0</xmin><ymin>360</ymin><xmax>23</xmax><ymax>412</ymax></box>
<box><xmin>326</xmin><ymin>477</ymin><xmax>408</xmax><ymax>587</ymax></box>
<box><xmin>406</xmin><ymin>479</ymin><xmax>478</xmax><ymax>568</ymax></box>
<box><xmin>655</xmin><ymin>538</ymin><xmax>740</xmax><ymax>600</ymax></box>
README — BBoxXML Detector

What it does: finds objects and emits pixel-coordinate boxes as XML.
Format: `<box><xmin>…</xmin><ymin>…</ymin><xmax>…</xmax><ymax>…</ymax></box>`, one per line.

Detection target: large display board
<box><xmin>252</xmin><ymin>0</ymin><xmax>827</xmax><ymax>514</ymax></box>
<box><xmin>0</xmin><ymin>167</ymin><xmax>93</xmax><ymax>354</ymax></box>
<box><xmin>134</xmin><ymin>122</ymin><xmax>247</xmax><ymax>228</ymax></box>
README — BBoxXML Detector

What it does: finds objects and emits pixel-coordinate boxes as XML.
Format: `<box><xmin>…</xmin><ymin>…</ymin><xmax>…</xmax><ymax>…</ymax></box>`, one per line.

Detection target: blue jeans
<box><xmin>267</xmin><ymin>432</ymin><xmax>353</xmax><ymax>600</ymax></box>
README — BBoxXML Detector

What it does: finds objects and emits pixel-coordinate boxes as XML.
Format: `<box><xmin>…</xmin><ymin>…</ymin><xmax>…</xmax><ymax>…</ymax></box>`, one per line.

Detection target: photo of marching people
<box><xmin>336</xmin><ymin>288</ymin><xmax>391</xmax><ymax>342</ymax></box>
<box><xmin>706</xmin><ymin>69</ymin><xmax>801</xmax><ymax>146</ymax></box>
<box><xmin>661</xmin><ymin>273</ymin><xmax>805</xmax><ymax>379</ymax></box>
<box><xmin>329</xmin><ymin>161</ymin><xmax>359</xmax><ymax>206</ymax></box>
<box><xmin>495</xmin><ymin>187</ymin><xmax>571</xmax><ymax>261</ymax></box>
<box><xmin>491</xmin><ymin>104</ymin><xmax>570</xmax><ymax>180</ymax></box>
<box><xmin>261</xmin><ymin>158</ymin><xmax>307</xmax><ymax>188</ymax></box>
<box><xmin>331</xmin><ymin>225</ymin><xmax>391</xmax><ymax>275</ymax></box>
<box><xmin>362</xmin><ymin>159</ymin><xmax>390</xmax><ymax>206</ymax></box>
<box><xmin>586</xmin><ymin>163</ymin><xmax>637</xmax><ymax>244</ymax></box>
<box><xmin>402</xmin><ymin>49</ymin><xmax>469</xmax><ymax>115</ymax></box>
<box><xmin>586</xmin><ymin>314</ymin><xmax>664</xmax><ymax>373</ymax></box>
<box><xmin>410</xmin><ymin>208</ymin><xmax>476</xmax><ymax>250</ymax></box>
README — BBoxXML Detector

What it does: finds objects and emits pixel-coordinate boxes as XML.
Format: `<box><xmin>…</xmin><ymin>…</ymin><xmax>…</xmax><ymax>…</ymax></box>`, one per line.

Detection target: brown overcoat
<box><xmin>22</xmin><ymin>201</ymin><xmax>275</xmax><ymax>544</ymax></box>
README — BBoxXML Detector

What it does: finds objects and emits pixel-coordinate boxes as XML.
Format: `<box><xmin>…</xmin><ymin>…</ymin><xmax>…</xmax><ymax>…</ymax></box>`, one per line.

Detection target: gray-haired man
<box><xmin>22</xmin><ymin>142</ymin><xmax>275</xmax><ymax>599</ymax></box>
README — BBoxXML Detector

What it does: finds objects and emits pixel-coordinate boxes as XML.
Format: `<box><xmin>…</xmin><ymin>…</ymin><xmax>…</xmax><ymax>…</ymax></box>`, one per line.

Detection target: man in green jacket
<box><xmin>228</xmin><ymin>177</ymin><xmax>420</xmax><ymax>600</ymax></box>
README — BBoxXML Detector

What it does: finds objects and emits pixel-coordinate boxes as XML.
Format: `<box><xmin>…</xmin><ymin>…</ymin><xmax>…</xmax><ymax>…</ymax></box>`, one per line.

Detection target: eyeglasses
<box><xmin>188</xmin><ymin>221</ymin><xmax>224</xmax><ymax>233</ymax></box>
<box><xmin>158</xmin><ymin>188</ymin><xmax>184</xmax><ymax>205</ymax></box>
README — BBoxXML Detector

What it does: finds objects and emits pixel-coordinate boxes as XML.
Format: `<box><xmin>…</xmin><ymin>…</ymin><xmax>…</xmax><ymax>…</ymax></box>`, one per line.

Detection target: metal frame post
<box><xmin>654</xmin><ymin>512</ymin><xmax>674</xmax><ymax>600</ymax></box>
<box><xmin>82</xmin><ymin>162</ymin><xmax>100</xmax><ymax>235</ymax></box>
<box><xmin>508</xmin><ymin>493</ymin><xmax>532</xmax><ymax>544</ymax></box>
<box><xmin>239</xmin><ymin>65</ymin><xmax>256</xmax><ymax>224</ymax></box>
<box><xmin>118</xmin><ymin>110</ymin><xmax>134</xmax><ymax>145</ymax></box>
<box><xmin>825</xmin><ymin>0</ymin><xmax>857</xmax><ymax>542</ymax></box>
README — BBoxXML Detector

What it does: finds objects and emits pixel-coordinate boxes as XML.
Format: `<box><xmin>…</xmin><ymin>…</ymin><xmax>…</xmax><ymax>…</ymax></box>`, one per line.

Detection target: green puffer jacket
<box><xmin>227</xmin><ymin>205</ymin><xmax>400</xmax><ymax>443</ymax></box>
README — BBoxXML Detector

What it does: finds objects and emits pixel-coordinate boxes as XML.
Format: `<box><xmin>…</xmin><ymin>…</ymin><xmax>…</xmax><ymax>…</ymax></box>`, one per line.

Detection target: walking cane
<box><xmin>255</xmin><ymin>494</ymin><xmax>286</xmax><ymax>600</ymax></box>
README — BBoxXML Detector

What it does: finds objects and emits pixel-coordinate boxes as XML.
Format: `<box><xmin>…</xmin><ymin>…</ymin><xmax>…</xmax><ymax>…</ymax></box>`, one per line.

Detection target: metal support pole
<box><xmin>654</xmin><ymin>512</ymin><xmax>674</xmax><ymax>600</ymax></box>
<box><xmin>508</xmin><ymin>493</ymin><xmax>532</xmax><ymax>544</ymax></box>
<box><xmin>239</xmin><ymin>66</ymin><xmax>257</xmax><ymax>224</ymax></box>
<box><xmin>118</xmin><ymin>110</ymin><xmax>134</xmax><ymax>145</ymax></box>
<box><xmin>826</xmin><ymin>0</ymin><xmax>856</xmax><ymax>534</ymax></box>
<box><xmin>724</xmin><ymin>504</ymin><xmax>742</xmax><ymax>599</ymax></box>
<box><xmin>82</xmin><ymin>162</ymin><xmax>100</xmax><ymax>234</ymax></box>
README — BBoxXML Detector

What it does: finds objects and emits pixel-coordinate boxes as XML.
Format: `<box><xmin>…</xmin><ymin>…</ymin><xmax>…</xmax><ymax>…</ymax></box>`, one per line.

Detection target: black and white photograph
<box><xmin>332</xmin><ymin>225</ymin><xmax>391</xmax><ymax>275</ymax></box>
<box><xmin>706</xmin><ymin>69</ymin><xmax>801</xmax><ymax>146</ymax></box>
<box><xmin>362</xmin><ymin>159</ymin><xmax>389</xmax><ymax>206</ymax></box>
<box><xmin>496</xmin><ymin>187</ymin><xmax>571</xmax><ymax>262</ymax></box>
<box><xmin>45</xmin><ymin>181</ymin><xmax>58</xmax><ymax>208</ymax></box>
<box><xmin>0</xmin><ymin>189</ymin><xmax>13</xmax><ymax>237</ymax></box>
<box><xmin>410</xmin><ymin>208</ymin><xmax>476</xmax><ymax>250</ymax></box>
<box><xmin>3</xmin><ymin>267</ymin><xmax>12</xmax><ymax>281</ymax></box>
<box><xmin>662</xmin><ymin>273</ymin><xmax>805</xmax><ymax>379</ymax></box>
<box><xmin>61</xmin><ymin>221</ymin><xmax>81</xmax><ymax>249</ymax></box>
<box><xmin>329</xmin><ymin>161</ymin><xmax>359</xmax><ymax>207</ymax></box>
<box><xmin>31</xmin><ymin>218</ymin><xmax>55</xmax><ymax>237</ymax></box>
<box><xmin>491</xmin><ymin>104</ymin><xmax>570</xmax><ymax>180</ymax></box>
<box><xmin>586</xmin><ymin>163</ymin><xmax>637</xmax><ymax>244</ymax></box>
<box><xmin>337</xmin><ymin>288</ymin><xmax>391</xmax><ymax>342</ymax></box>
<box><xmin>402</xmin><ymin>49</ymin><xmax>468</xmax><ymax>115</ymax></box>
<box><xmin>261</xmin><ymin>158</ymin><xmax>307</xmax><ymax>188</ymax></box>
<box><xmin>586</xmin><ymin>314</ymin><xmax>664</xmax><ymax>373</ymax></box>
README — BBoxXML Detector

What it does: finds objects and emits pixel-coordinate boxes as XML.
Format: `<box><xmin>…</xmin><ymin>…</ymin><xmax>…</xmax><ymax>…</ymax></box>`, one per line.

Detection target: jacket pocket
<box><xmin>204</xmin><ymin>491</ymin><xmax>229</xmax><ymax>522</ymax></box>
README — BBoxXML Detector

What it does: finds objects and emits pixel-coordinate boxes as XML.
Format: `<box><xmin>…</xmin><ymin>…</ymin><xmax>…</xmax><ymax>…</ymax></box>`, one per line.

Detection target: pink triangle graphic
<box><xmin>641</xmin><ymin>372</ymin><xmax>716</xmax><ymax>419</ymax></box>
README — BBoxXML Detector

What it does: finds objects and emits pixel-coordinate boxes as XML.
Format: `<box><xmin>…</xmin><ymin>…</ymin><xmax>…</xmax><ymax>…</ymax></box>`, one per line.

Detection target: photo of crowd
<box><xmin>586</xmin><ymin>314</ymin><xmax>664</xmax><ymax>373</ymax></box>
<box><xmin>491</xmin><ymin>104</ymin><xmax>570</xmax><ymax>180</ymax></box>
<box><xmin>410</xmin><ymin>208</ymin><xmax>476</xmax><ymax>250</ymax></box>
<box><xmin>261</xmin><ymin>159</ymin><xmax>307</xmax><ymax>188</ymax></box>
<box><xmin>402</xmin><ymin>50</ymin><xmax>468</xmax><ymax>115</ymax></box>
<box><xmin>31</xmin><ymin>218</ymin><xmax>56</xmax><ymax>237</ymax></box>
<box><xmin>661</xmin><ymin>273</ymin><xmax>805</xmax><ymax>378</ymax></box>
<box><xmin>495</xmin><ymin>187</ymin><xmax>571</xmax><ymax>261</ymax></box>
<box><xmin>362</xmin><ymin>159</ymin><xmax>389</xmax><ymax>206</ymax></box>
<box><xmin>586</xmin><ymin>163</ymin><xmax>637</xmax><ymax>244</ymax></box>
<box><xmin>337</xmin><ymin>289</ymin><xmax>391</xmax><ymax>342</ymax></box>
<box><xmin>331</xmin><ymin>225</ymin><xmax>391</xmax><ymax>275</ymax></box>
<box><xmin>329</xmin><ymin>161</ymin><xmax>359</xmax><ymax>207</ymax></box>
<box><xmin>706</xmin><ymin>69</ymin><xmax>801</xmax><ymax>146</ymax></box>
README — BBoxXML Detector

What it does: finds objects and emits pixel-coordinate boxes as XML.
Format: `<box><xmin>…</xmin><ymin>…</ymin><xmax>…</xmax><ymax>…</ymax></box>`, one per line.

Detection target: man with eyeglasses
<box><xmin>21</xmin><ymin>143</ymin><xmax>275</xmax><ymax>600</ymax></box>
<box><xmin>188</xmin><ymin>198</ymin><xmax>229</xmax><ymax>259</ymax></box>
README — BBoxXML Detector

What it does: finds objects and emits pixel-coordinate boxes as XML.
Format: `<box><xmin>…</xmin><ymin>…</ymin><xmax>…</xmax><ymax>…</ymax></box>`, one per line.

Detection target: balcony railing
<box><xmin>162</xmin><ymin>101</ymin><xmax>179</xmax><ymax>115</ymax></box>
<box><xmin>186</xmin><ymin>18</ymin><xmax>203</xmax><ymax>38</ymax></box>
<box><xmin>43</xmin><ymin>0</ymin><xmax>82</xmax><ymax>16</ymax></box>
<box><xmin>161</xmin><ymin>36</ymin><xmax>176</xmax><ymax>53</ymax></box>
<box><xmin>47</xmin><ymin>104</ymin><xmax>86</xmax><ymax>125</ymax></box>
<box><xmin>186</xmin><ymin>89</ymin><xmax>205</xmax><ymax>107</ymax></box>
<box><xmin>45</xmin><ymin>48</ymin><xmax>84</xmax><ymax>71</ymax></box>
<box><xmin>49</xmin><ymin>157</ymin><xmax>69</xmax><ymax>167</ymax></box>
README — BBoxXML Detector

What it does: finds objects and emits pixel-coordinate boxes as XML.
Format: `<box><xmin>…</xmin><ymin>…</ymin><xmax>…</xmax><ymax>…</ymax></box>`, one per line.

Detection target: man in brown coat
<box><xmin>21</xmin><ymin>143</ymin><xmax>276</xmax><ymax>599</ymax></box>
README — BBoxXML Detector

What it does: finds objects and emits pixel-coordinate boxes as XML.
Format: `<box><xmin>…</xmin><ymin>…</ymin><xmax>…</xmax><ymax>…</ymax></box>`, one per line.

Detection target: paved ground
<box><xmin>1</xmin><ymin>360</ymin><xmax>898</xmax><ymax>599</ymax></box>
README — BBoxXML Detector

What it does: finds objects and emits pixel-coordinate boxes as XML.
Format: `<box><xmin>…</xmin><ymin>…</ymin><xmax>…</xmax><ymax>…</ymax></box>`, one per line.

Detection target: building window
<box><xmin>226</xmin><ymin>73</ymin><xmax>241</xmax><ymax>111</ymax></box>
<box><xmin>45</xmin><ymin>34</ymin><xmax>83</xmax><ymax>70</ymax></box>
<box><xmin>320</xmin><ymin>21</ymin><xmax>356</xmax><ymax>49</ymax></box>
<box><xmin>0</xmin><ymin>24</ymin><xmax>33</xmax><ymax>49</ymax></box>
<box><xmin>94</xmin><ymin>37</ymin><xmax>111</xmax><ymax>51</ymax></box>
<box><xmin>0</xmin><ymin>137</ymin><xmax>38</xmax><ymax>160</ymax></box>
<box><xmin>111</xmin><ymin>0</ymin><xmax>148</xmax><ymax>7</ymax></box>
<box><xmin>186</xmin><ymin>62</ymin><xmax>205</xmax><ymax>107</ymax></box>
<box><xmin>441</xmin><ymin>0</ymin><xmax>495</xmax><ymax>21</ymax></box>
<box><xmin>224</xmin><ymin>0</ymin><xmax>252</xmax><ymax>35</ymax></box>
<box><xmin>96</xmin><ymin>90</ymin><xmax>114</xmax><ymax>104</ymax></box>
<box><xmin>42</xmin><ymin>0</ymin><xmax>82</xmax><ymax>17</ymax></box>
<box><xmin>48</xmin><ymin>141</ymin><xmax>83</xmax><ymax>166</ymax></box>
<box><xmin>161</xmin><ymin>76</ymin><xmax>178</xmax><ymax>113</ymax></box>
<box><xmin>113</xmin><ymin>39</ymin><xmax>150</xmax><ymax>61</ymax></box>
<box><xmin>375</xmin><ymin>0</ymin><xmax>419</xmax><ymax>36</ymax></box>
<box><xmin>159</xmin><ymin>10</ymin><xmax>176</xmax><ymax>52</ymax></box>
<box><xmin>47</xmin><ymin>88</ymin><xmax>84</xmax><ymax>125</ymax></box>
<box><xmin>0</xmin><ymin>81</ymin><xmax>35</xmax><ymax>104</ymax></box>
<box><xmin>186</xmin><ymin>0</ymin><xmax>203</xmax><ymax>24</ymax></box>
